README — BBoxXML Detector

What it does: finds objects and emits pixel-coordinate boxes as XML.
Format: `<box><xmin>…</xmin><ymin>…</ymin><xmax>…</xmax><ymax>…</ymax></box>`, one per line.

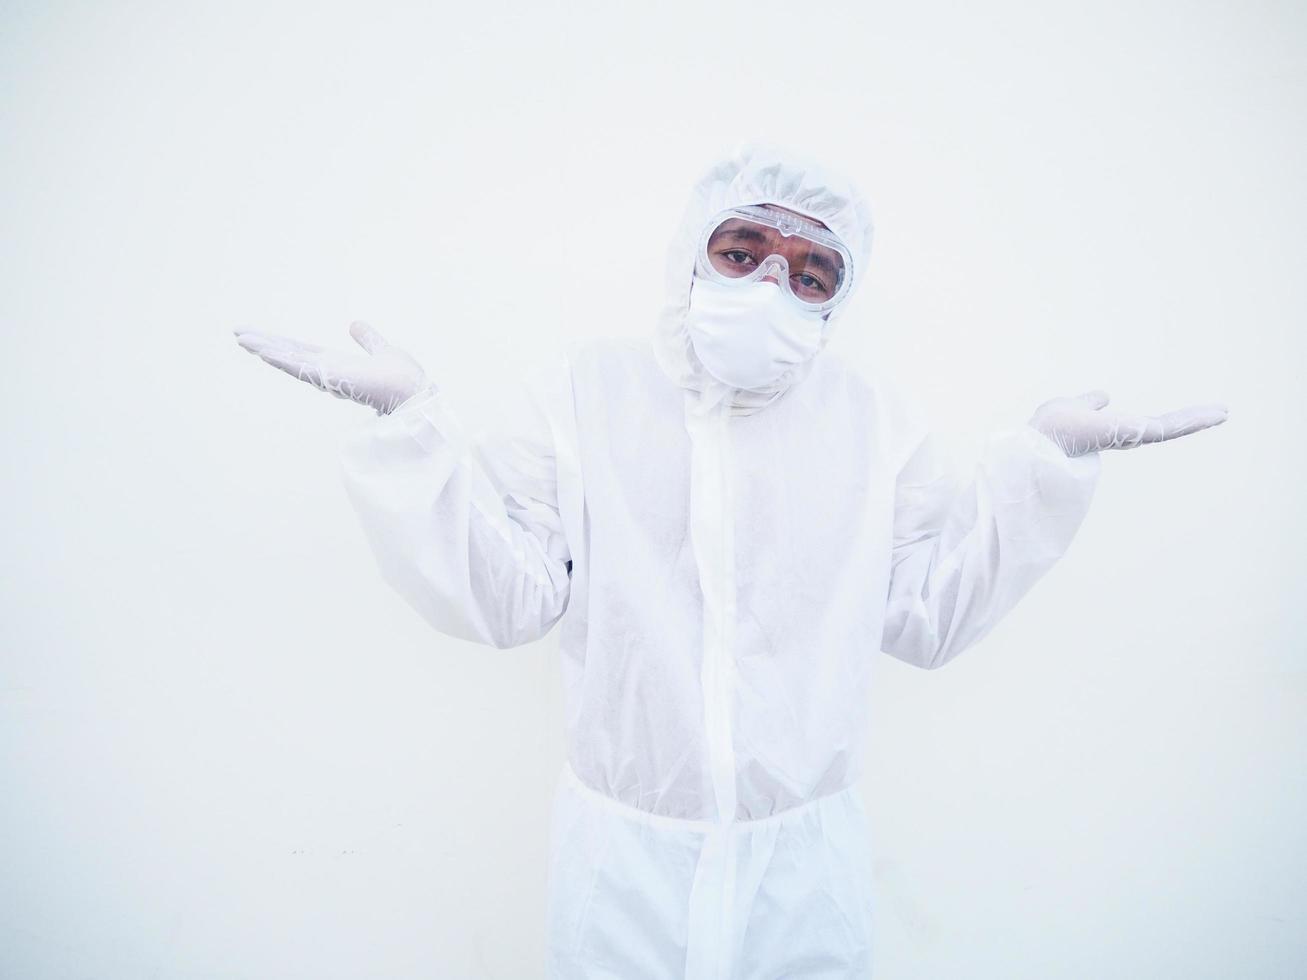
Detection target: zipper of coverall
<box><xmin>698</xmin><ymin>399</ymin><xmax>738</xmax><ymax>824</ymax></box>
<box><xmin>684</xmin><ymin>394</ymin><xmax>740</xmax><ymax>980</ymax></box>
<box><xmin>713</xmin><ymin>402</ymin><xmax>740</xmax><ymax>977</ymax></box>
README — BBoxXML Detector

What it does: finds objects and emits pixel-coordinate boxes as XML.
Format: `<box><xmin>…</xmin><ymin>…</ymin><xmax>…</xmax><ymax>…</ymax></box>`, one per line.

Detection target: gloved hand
<box><xmin>234</xmin><ymin>321</ymin><xmax>435</xmax><ymax>416</ymax></box>
<box><xmin>1028</xmin><ymin>390</ymin><xmax>1228</xmax><ymax>457</ymax></box>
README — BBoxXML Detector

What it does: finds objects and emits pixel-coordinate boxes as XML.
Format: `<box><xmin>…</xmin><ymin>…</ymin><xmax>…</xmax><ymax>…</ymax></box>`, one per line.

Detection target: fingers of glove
<box><xmin>1155</xmin><ymin>404</ymin><xmax>1230</xmax><ymax>441</ymax></box>
<box><xmin>252</xmin><ymin>347</ymin><xmax>316</xmax><ymax>386</ymax></box>
<box><xmin>1104</xmin><ymin>404</ymin><xmax>1230</xmax><ymax>449</ymax></box>
<box><xmin>349</xmin><ymin>320</ymin><xmax>390</xmax><ymax>355</ymax></box>
<box><xmin>250</xmin><ymin>346</ymin><xmax>331</xmax><ymax>390</ymax></box>
<box><xmin>235</xmin><ymin>330</ymin><xmax>326</xmax><ymax>357</ymax></box>
<box><xmin>1101</xmin><ymin>413</ymin><xmax>1161</xmax><ymax>450</ymax></box>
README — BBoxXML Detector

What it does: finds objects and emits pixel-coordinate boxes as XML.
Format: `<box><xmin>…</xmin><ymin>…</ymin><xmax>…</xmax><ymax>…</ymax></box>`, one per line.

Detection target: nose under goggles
<box><xmin>694</xmin><ymin>204</ymin><xmax>853</xmax><ymax>314</ymax></box>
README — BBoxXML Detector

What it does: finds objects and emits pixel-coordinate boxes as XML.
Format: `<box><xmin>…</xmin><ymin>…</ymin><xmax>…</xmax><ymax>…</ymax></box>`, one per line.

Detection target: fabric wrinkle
<box><xmin>336</xmin><ymin>144</ymin><xmax>1103</xmax><ymax>978</ymax></box>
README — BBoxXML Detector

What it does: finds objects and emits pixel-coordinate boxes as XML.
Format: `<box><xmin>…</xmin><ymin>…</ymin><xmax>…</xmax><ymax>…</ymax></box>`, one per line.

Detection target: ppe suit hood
<box><xmin>654</xmin><ymin>144</ymin><xmax>875</xmax><ymax>416</ymax></box>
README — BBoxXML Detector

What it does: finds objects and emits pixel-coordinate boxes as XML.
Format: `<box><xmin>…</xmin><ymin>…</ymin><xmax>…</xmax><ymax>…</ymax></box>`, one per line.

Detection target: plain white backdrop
<box><xmin>2</xmin><ymin>1</ymin><xmax>1303</xmax><ymax>977</ymax></box>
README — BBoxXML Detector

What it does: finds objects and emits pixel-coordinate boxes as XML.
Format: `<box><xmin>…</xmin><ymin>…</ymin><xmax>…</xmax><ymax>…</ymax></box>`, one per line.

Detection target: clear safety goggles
<box><xmin>695</xmin><ymin>204</ymin><xmax>853</xmax><ymax>313</ymax></box>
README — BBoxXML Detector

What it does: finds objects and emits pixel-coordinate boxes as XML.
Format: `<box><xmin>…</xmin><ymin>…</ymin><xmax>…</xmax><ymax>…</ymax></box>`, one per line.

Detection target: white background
<box><xmin>2</xmin><ymin>1</ymin><xmax>1303</xmax><ymax>977</ymax></box>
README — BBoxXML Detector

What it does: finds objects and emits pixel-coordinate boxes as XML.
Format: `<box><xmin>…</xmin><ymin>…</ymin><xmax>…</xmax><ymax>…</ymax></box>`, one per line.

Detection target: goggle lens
<box><xmin>702</xmin><ymin>212</ymin><xmax>848</xmax><ymax>309</ymax></box>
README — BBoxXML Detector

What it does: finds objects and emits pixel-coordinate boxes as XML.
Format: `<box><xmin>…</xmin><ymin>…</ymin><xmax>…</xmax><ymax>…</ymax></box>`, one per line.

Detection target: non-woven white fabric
<box><xmin>657</xmin><ymin>144</ymin><xmax>875</xmax><ymax>418</ymax></box>
<box><xmin>684</xmin><ymin>277</ymin><xmax>826</xmax><ymax>391</ymax></box>
<box><xmin>338</xmin><ymin>147</ymin><xmax>1101</xmax><ymax>977</ymax></box>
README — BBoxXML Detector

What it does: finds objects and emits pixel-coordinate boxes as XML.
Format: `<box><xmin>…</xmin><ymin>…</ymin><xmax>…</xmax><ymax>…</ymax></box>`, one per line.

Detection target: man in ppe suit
<box><xmin>235</xmin><ymin>145</ymin><xmax>1228</xmax><ymax>978</ymax></box>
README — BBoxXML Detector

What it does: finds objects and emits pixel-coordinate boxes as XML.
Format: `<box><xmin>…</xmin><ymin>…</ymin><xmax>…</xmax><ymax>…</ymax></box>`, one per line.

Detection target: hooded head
<box><xmin>653</xmin><ymin>144</ymin><xmax>875</xmax><ymax>416</ymax></box>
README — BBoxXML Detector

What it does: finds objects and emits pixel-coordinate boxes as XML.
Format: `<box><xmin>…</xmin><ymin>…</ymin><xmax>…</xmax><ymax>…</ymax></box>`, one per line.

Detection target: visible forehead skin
<box><xmin>707</xmin><ymin>215</ymin><xmax>844</xmax><ymax>284</ymax></box>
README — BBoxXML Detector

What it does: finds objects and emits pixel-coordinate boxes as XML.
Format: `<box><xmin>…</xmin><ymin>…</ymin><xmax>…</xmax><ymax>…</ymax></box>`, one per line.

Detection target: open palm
<box><xmin>235</xmin><ymin>321</ymin><xmax>433</xmax><ymax>416</ymax></box>
<box><xmin>1029</xmin><ymin>390</ymin><xmax>1228</xmax><ymax>457</ymax></box>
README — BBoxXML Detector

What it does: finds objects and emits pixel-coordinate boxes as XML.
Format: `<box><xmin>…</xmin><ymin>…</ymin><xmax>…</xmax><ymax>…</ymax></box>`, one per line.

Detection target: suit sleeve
<box><xmin>338</xmin><ymin>356</ymin><xmax>574</xmax><ymax>650</ymax></box>
<box><xmin>879</xmin><ymin>420</ymin><xmax>1102</xmax><ymax>670</ymax></box>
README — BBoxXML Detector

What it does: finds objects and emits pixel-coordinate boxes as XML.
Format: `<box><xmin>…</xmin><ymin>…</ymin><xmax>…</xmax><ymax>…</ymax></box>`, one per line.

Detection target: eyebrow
<box><xmin>798</xmin><ymin>250</ymin><xmax>838</xmax><ymax>277</ymax></box>
<box><xmin>718</xmin><ymin>226</ymin><xmax>768</xmax><ymax>243</ymax></box>
<box><xmin>715</xmin><ymin>226</ymin><xmax>841</xmax><ymax>279</ymax></box>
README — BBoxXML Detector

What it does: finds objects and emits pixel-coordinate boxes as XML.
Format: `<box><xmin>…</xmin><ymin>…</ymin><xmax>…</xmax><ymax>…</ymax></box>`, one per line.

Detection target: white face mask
<box><xmin>685</xmin><ymin>277</ymin><xmax>826</xmax><ymax>391</ymax></box>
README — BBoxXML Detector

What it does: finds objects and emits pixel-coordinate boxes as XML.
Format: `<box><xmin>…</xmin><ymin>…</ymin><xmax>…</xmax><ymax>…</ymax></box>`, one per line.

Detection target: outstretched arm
<box><xmin>235</xmin><ymin>323</ymin><xmax>573</xmax><ymax>649</ymax></box>
<box><xmin>880</xmin><ymin>391</ymin><xmax>1227</xmax><ymax>670</ymax></box>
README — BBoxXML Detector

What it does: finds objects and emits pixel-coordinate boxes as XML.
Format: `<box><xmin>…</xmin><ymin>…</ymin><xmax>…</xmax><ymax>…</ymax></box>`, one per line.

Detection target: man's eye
<box><xmin>792</xmin><ymin>272</ymin><xmax>829</xmax><ymax>297</ymax></box>
<box><xmin>722</xmin><ymin>249</ymin><xmax>754</xmax><ymax>265</ymax></box>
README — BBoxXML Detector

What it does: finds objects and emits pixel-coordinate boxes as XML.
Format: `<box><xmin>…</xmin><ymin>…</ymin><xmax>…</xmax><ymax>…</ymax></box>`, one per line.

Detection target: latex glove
<box><xmin>235</xmin><ymin>321</ymin><xmax>435</xmax><ymax>416</ymax></box>
<box><xmin>1028</xmin><ymin>390</ymin><xmax>1228</xmax><ymax>457</ymax></box>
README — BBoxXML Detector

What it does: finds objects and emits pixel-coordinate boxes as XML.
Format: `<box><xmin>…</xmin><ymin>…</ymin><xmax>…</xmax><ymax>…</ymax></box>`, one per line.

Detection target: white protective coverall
<box><xmin>338</xmin><ymin>146</ymin><xmax>1101</xmax><ymax>978</ymax></box>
